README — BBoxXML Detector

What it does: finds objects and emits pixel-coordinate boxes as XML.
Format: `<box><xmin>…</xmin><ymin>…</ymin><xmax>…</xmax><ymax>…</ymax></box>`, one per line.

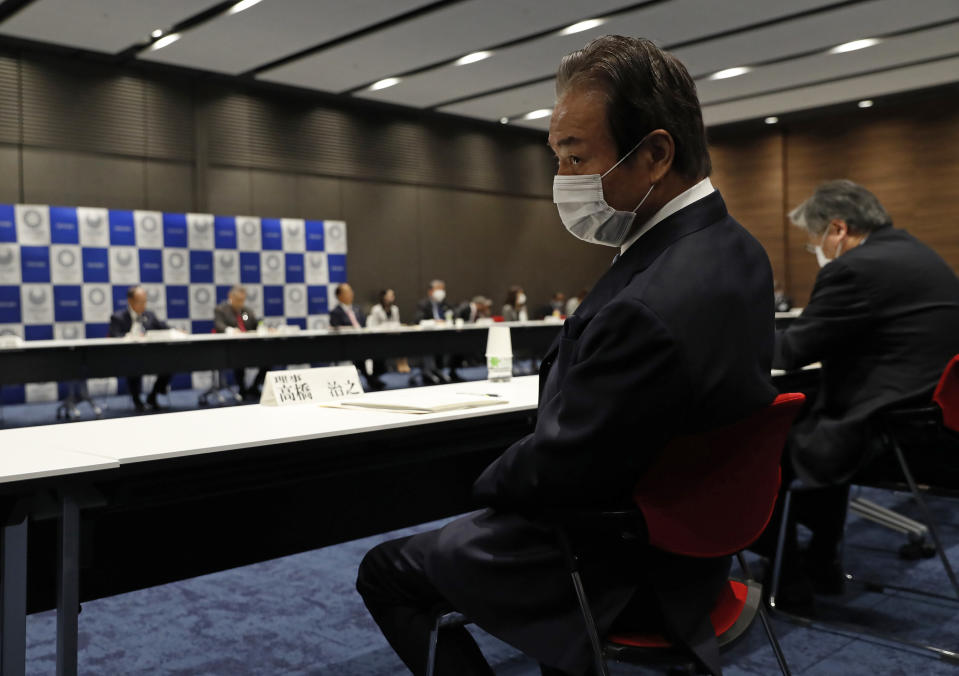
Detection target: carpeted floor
<box><xmin>4</xmin><ymin>370</ymin><xmax>959</xmax><ymax>674</ymax></box>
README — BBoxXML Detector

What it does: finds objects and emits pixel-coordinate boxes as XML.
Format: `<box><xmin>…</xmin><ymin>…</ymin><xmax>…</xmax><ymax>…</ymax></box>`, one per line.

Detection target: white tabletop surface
<box><xmin>0</xmin><ymin>430</ymin><xmax>117</xmax><ymax>483</ymax></box>
<box><xmin>0</xmin><ymin>377</ymin><xmax>540</xmax><ymax>465</ymax></box>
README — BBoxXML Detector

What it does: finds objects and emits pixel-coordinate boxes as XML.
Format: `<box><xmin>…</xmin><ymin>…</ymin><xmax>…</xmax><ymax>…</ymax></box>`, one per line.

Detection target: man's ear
<box><xmin>643</xmin><ymin>129</ymin><xmax>675</xmax><ymax>184</ymax></box>
<box><xmin>831</xmin><ymin>219</ymin><xmax>849</xmax><ymax>237</ymax></box>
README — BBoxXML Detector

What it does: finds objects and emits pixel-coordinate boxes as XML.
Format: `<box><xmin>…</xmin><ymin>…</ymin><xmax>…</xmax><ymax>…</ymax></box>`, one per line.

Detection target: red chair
<box><xmin>427</xmin><ymin>393</ymin><xmax>805</xmax><ymax>676</ymax></box>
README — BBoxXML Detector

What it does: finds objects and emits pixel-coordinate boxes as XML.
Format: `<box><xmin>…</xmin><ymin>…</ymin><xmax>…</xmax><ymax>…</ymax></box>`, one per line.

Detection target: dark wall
<box><xmin>0</xmin><ymin>47</ymin><xmax>612</xmax><ymax>321</ymax></box>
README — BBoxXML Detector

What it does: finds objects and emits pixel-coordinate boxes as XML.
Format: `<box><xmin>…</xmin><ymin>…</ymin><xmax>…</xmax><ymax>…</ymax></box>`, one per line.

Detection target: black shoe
<box><xmin>243</xmin><ymin>387</ymin><xmax>261</xmax><ymax>401</ymax></box>
<box><xmin>767</xmin><ymin>571</ymin><xmax>816</xmax><ymax>615</ymax></box>
<box><xmin>367</xmin><ymin>376</ymin><xmax>387</xmax><ymax>391</ymax></box>
<box><xmin>448</xmin><ymin>371</ymin><xmax>464</xmax><ymax>382</ymax></box>
<box><xmin>423</xmin><ymin>371</ymin><xmax>442</xmax><ymax>386</ymax></box>
<box><xmin>435</xmin><ymin>370</ymin><xmax>452</xmax><ymax>384</ymax></box>
<box><xmin>132</xmin><ymin>396</ymin><xmax>145</xmax><ymax>413</ymax></box>
<box><xmin>801</xmin><ymin>552</ymin><xmax>846</xmax><ymax>595</ymax></box>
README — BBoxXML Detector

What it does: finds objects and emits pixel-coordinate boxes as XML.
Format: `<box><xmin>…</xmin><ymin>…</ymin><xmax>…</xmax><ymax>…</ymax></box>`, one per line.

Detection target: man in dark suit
<box><xmin>766</xmin><ymin>180</ymin><xmax>959</xmax><ymax>601</ymax></box>
<box><xmin>329</xmin><ymin>283</ymin><xmax>385</xmax><ymax>390</ymax></box>
<box><xmin>357</xmin><ymin>36</ymin><xmax>776</xmax><ymax>676</ymax></box>
<box><xmin>414</xmin><ymin>279</ymin><xmax>458</xmax><ymax>384</ymax></box>
<box><xmin>108</xmin><ymin>285</ymin><xmax>172</xmax><ymax>412</ymax></box>
<box><xmin>213</xmin><ymin>285</ymin><xmax>267</xmax><ymax>399</ymax></box>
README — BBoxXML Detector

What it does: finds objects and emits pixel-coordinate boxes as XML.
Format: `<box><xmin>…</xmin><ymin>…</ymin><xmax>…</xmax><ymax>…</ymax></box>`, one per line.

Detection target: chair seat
<box><xmin>607</xmin><ymin>579</ymin><xmax>758</xmax><ymax>651</ymax></box>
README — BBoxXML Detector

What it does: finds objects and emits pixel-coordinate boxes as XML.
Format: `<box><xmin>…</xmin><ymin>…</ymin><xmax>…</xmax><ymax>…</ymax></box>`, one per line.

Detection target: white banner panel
<box><xmin>15</xmin><ymin>205</ymin><xmax>51</xmax><ymax>245</ymax></box>
<box><xmin>236</xmin><ymin>217</ymin><xmax>261</xmax><ymax>251</ymax></box>
<box><xmin>77</xmin><ymin>207</ymin><xmax>109</xmax><ymax>247</ymax></box>
<box><xmin>20</xmin><ymin>284</ymin><xmax>54</xmax><ymax>324</ymax></box>
<box><xmin>135</xmin><ymin>210</ymin><xmax>164</xmax><ymax>249</ymax></box>
<box><xmin>187</xmin><ymin>213</ymin><xmax>215</xmax><ymax>250</ymax></box>
<box><xmin>162</xmin><ymin>249</ymin><xmax>190</xmax><ymax>285</ymax></box>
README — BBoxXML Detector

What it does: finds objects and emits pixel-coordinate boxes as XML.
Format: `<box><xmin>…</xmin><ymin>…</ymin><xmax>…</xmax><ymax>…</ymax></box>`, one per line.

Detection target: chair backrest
<box><xmin>933</xmin><ymin>355</ymin><xmax>959</xmax><ymax>433</ymax></box>
<box><xmin>632</xmin><ymin>392</ymin><xmax>805</xmax><ymax>558</ymax></box>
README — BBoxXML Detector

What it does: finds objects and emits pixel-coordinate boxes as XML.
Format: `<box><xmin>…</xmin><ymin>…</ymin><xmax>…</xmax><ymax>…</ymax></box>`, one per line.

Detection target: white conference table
<box><xmin>0</xmin><ymin>321</ymin><xmax>563</xmax><ymax>386</ymax></box>
<box><xmin>0</xmin><ymin>376</ymin><xmax>540</xmax><ymax>676</ymax></box>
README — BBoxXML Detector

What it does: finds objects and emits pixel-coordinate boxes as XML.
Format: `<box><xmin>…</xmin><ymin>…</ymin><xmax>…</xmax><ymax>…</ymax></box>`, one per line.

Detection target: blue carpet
<box><xmin>6</xmin><ymin>374</ymin><xmax>959</xmax><ymax>674</ymax></box>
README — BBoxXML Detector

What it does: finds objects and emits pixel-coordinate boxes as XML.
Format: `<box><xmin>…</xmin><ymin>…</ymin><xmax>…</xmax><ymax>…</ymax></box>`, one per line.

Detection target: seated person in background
<box><xmin>565</xmin><ymin>287</ymin><xmax>588</xmax><ymax>316</ymax></box>
<box><xmin>414</xmin><ymin>279</ymin><xmax>456</xmax><ymax>384</ymax></box>
<box><xmin>414</xmin><ymin>279</ymin><xmax>451</xmax><ymax>323</ymax></box>
<box><xmin>455</xmin><ymin>295</ymin><xmax>492</xmax><ymax>323</ymax></box>
<box><xmin>533</xmin><ymin>291</ymin><xmax>566</xmax><ymax>319</ymax></box>
<box><xmin>329</xmin><ymin>283</ymin><xmax>385</xmax><ymax>390</ymax></box>
<box><xmin>501</xmin><ymin>285</ymin><xmax>528</xmax><ymax>321</ymax></box>
<box><xmin>367</xmin><ymin>288</ymin><xmax>400</xmax><ymax>328</ymax></box>
<box><xmin>213</xmin><ymin>285</ymin><xmax>267</xmax><ymax>400</ymax></box>
<box><xmin>108</xmin><ymin>285</ymin><xmax>172</xmax><ymax>412</ymax></box>
<box><xmin>760</xmin><ymin>179</ymin><xmax>959</xmax><ymax>605</ymax></box>
<box><xmin>368</xmin><ymin>288</ymin><xmax>408</xmax><ymax>374</ymax></box>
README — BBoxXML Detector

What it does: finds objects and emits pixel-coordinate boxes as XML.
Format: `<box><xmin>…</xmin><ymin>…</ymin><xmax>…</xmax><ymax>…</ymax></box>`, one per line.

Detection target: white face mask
<box><xmin>516</xmin><ymin>293</ymin><xmax>526</xmax><ymax>306</ymax></box>
<box><xmin>431</xmin><ymin>289</ymin><xmax>446</xmax><ymax>303</ymax></box>
<box><xmin>553</xmin><ymin>136</ymin><xmax>655</xmax><ymax>247</ymax></box>
<box><xmin>813</xmin><ymin>230</ymin><xmax>843</xmax><ymax>268</ymax></box>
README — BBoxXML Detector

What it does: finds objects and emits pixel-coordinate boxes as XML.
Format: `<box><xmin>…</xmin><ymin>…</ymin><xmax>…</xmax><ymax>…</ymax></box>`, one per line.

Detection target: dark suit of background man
<box><xmin>413</xmin><ymin>279</ymin><xmax>460</xmax><ymax>384</ymax></box>
<box><xmin>108</xmin><ymin>285</ymin><xmax>172</xmax><ymax>412</ymax></box>
<box><xmin>329</xmin><ymin>282</ymin><xmax>385</xmax><ymax>390</ymax></box>
<box><xmin>356</xmin><ymin>36</ymin><xmax>776</xmax><ymax>676</ymax></box>
<box><xmin>763</xmin><ymin>179</ymin><xmax>959</xmax><ymax>606</ymax></box>
<box><xmin>213</xmin><ymin>285</ymin><xmax>267</xmax><ymax>400</ymax></box>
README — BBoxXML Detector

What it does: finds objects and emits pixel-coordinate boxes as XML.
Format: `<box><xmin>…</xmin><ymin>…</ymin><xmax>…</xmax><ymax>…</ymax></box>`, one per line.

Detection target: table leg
<box><xmin>1</xmin><ymin>514</ymin><xmax>27</xmax><ymax>676</ymax></box>
<box><xmin>56</xmin><ymin>493</ymin><xmax>79</xmax><ymax>676</ymax></box>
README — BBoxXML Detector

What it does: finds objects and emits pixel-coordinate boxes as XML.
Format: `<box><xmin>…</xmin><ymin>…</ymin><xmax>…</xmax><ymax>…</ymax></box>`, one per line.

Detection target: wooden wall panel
<box><xmin>709</xmin><ymin>132</ymin><xmax>786</xmax><ymax>287</ymax></box>
<box><xmin>21</xmin><ymin>148</ymin><xmax>145</xmax><ymax>208</ymax></box>
<box><xmin>0</xmin><ymin>145</ymin><xmax>20</xmax><ymax>203</ymax></box>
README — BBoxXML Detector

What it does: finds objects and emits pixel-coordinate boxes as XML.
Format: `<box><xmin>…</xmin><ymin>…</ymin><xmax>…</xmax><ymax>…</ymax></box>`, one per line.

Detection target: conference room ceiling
<box><xmin>1</xmin><ymin>0</ymin><xmax>957</xmax><ymax>130</ymax></box>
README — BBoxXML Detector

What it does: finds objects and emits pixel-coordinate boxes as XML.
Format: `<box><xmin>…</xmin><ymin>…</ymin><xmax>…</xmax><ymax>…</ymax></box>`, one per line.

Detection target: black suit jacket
<box><xmin>329</xmin><ymin>304</ymin><xmax>367</xmax><ymax>328</ymax></box>
<box><xmin>414</xmin><ymin>297</ymin><xmax>450</xmax><ymax>322</ymax></box>
<box><xmin>108</xmin><ymin>308</ymin><xmax>168</xmax><ymax>337</ymax></box>
<box><xmin>775</xmin><ymin>226</ymin><xmax>959</xmax><ymax>485</ymax></box>
<box><xmin>422</xmin><ymin>191</ymin><xmax>777</xmax><ymax>674</ymax></box>
<box><xmin>213</xmin><ymin>301</ymin><xmax>257</xmax><ymax>333</ymax></box>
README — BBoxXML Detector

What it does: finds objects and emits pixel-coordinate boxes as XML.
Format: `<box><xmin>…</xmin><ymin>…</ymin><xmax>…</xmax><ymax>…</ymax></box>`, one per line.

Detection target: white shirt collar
<box><xmin>620</xmin><ymin>177</ymin><xmax>715</xmax><ymax>254</ymax></box>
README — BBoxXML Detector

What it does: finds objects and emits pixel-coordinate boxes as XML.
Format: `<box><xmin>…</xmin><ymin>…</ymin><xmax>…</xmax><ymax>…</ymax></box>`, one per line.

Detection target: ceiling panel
<box><xmin>359</xmin><ymin>0</ymin><xmax>839</xmax><ymax>108</ymax></box>
<box><xmin>698</xmin><ymin>22</ymin><xmax>959</xmax><ymax>105</ymax></box>
<box><xmin>0</xmin><ymin>0</ymin><xmax>222</xmax><ymax>54</ymax></box>
<box><xmin>673</xmin><ymin>0</ymin><xmax>959</xmax><ymax>78</ymax></box>
<box><xmin>439</xmin><ymin>80</ymin><xmax>557</xmax><ymax>123</ymax></box>
<box><xmin>702</xmin><ymin>55</ymin><xmax>959</xmax><ymax>126</ymax></box>
<box><xmin>255</xmin><ymin>0</ymin><xmax>630</xmax><ymax>94</ymax></box>
<box><xmin>140</xmin><ymin>0</ymin><xmax>437</xmax><ymax>75</ymax></box>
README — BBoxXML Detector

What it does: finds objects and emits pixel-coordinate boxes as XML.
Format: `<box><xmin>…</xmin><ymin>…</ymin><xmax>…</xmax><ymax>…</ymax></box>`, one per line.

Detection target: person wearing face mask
<box><xmin>413</xmin><ymin>279</ymin><xmax>459</xmax><ymax>384</ymax></box>
<box><xmin>357</xmin><ymin>36</ymin><xmax>777</xmax><ymax>676</ymax></box>
<box><xmin>756</xmin><ymin>180</ymin><xmax>959</xmax><ymax>610</ymax></box>
<box><xmin>534</xmin><ymin>292</ymin><xmax>567</xmax><ymax>320</ymax></box>
<box><xmin>501</xmin><ymin>285</ymin><xmax>529</xmax><ymax>322</ymax></box>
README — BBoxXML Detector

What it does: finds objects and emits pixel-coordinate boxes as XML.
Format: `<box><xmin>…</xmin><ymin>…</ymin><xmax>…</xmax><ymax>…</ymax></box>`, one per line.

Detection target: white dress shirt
<box><xmin>620</xmin><ymin>177</ymin><xmax>715</xmax><ymax>254</ymax></box>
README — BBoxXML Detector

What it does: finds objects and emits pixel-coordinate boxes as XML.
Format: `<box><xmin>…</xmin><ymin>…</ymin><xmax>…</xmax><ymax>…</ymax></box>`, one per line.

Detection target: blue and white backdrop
<box><xmin>0</xmin><ymin>204</ymin><xmax>348</xmax><ymax>404</ymax></box>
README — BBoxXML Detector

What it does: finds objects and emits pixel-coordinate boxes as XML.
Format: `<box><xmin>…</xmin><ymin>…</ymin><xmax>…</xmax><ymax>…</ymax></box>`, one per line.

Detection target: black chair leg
<box><xmin>888</xmin><ymin>434</ymin><xmax>959</xmax><ymax>599</ymax></box>
<box><xmin>569</xmin><ymin>569</ymin><xmax>610</xmax><ymax>676</ymax></box>
<box><xmin>736</xmin><ymin>553</ymin><xmax>792</xmax><ymax>676</ymax></box>
<box><xmin>768</xmin><ymin>487</ymin><xmax>794</xmax><ymax>610</ymax></box>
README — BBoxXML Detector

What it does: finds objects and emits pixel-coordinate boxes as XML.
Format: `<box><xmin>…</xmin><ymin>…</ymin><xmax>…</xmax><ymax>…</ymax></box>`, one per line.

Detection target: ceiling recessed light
<box><xmin>499</xmin><ymin>117</ymin><xmax>509</xmax><ymax>125</ymax></box>
<box><xmin>764</xmin><ymin>116</ymin><xmax>779</xmax><ymax>125</ymax></box>
<box><xmin>830</xmin><ymin>38</ymin><xmax>880</xmax><ymax>54</ymax></box>
<box><xmin>369</xmin><ymin>77</ymin><xmax>401</xmax><ymax>91</ymax></box>
<box><xmin>150</xmin><ymin>33</ymin><xmax>181</xmax><ymax>50</ymax></box>
<box><xmin>523</xmin><ymin>109</ymin><xmax>552</xmax><ymax>120</ymax></box>
<box><xmin>150</xmin><ymin>29</ymin><xmax>164</xmax><ymax>39</ymax></box>
<box><xmin>709</xmin><ymin>66</ymin><xmax>750</xmax><ymax>80</ymax></box>
<box><xmin>559</xmin><ymin>18</ymin><xmax>605</xmax><ymax>36</ymax></box>
<box><xmin>857</xmin><ymin>99</ymin><xmax>874</xmax><ymax>108</ymax></box>
<box><xmin>228</xmin><ymin>0</ymin><xmax>264</xmax><ymax>15</ymax></box>
<box><xmin>455</xmin><ymin>51</ymin><xmax>493</xmax><ymax>66</ymax></box>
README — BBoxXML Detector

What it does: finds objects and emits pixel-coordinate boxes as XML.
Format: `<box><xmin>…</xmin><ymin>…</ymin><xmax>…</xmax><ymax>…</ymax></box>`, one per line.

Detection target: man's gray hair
<box><xmin>789</xmin><ymin>179</ymin><xmax>891</xmax><ymax>236</ymax></box>
<box><xmin>429</xmin><ymin>279</ymin><xmax>445</xmax><ymax>289</ymax></box>
<box><xmin>471</xmin><ymin>295</ymin><xmax>491</xmax><ymax>306</ymax></box>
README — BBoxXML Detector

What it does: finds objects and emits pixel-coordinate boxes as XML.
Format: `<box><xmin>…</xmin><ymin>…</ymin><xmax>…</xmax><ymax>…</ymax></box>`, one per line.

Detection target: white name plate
<box><xmin>260</xmin><ymin>365</ymin><xmax>362</xmax><ymax>406</ymax></box>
